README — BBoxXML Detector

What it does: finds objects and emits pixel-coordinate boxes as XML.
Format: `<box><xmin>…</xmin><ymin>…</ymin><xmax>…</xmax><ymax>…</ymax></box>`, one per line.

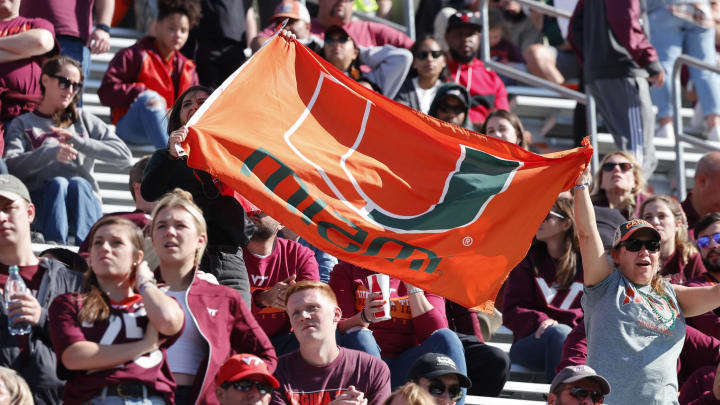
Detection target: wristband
<box><xmin>360</xmin><ymin>308</ymin><xmax>371</xmax><ymax>324</ymax></box>
<box><xmin>407</xmin><ymin>287</ymin><xmax>424</xmax><ymax>295</ymax></box>
<box><xmin>95</xmin><ymin>24</ymin><xmax>111</xmax><ymax>33</ymax></box>
<box><xmin>574</xmin><ymin>182</ymin><xmax>590</xmax><ymax>190</ymax></box>
<box><xmin>139</xmin><ymin>281</ymin><xmax>156</xmax><ymax>294</ymax></box>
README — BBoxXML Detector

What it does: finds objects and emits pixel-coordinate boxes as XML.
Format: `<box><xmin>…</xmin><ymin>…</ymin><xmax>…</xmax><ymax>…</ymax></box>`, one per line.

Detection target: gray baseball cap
<box><xmin>0</xmin><ymin>175</ymin><xmax>31</xmax><ymax>203</ymax></box>
<box><xmin>550</xmin><ymin>365</ymin><xmax>611</xmax><ymax>395</ymax></box>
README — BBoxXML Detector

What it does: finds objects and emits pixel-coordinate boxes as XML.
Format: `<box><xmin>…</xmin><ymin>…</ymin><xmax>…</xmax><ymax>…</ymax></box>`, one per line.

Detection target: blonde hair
<box><xmin>590</xmin><ymin>151</ymin><xmax>647</xmax><ymax>219</ymax></box>
<box><xmin>383</xmin><ymin>383</ymin><xmax>435</xmax><ymax>405</ymax></box>
<box><xmin>150</xmin><ymin>188</ymin><xmax>208</xmax><ymax>266</ymax></box>
<box><xmin>640</xmin><ymin>194</ymin><xmax>698</xmax><ymax>271</ymax></box>
<box><xmin>0</xmin><ymin>367</ymin><xmax>33</xmax><ymax>405</ymax></box>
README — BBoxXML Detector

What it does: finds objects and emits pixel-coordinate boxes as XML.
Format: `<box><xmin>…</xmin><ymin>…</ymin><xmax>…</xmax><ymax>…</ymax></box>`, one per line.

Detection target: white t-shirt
<box><xmin>165</xmin><ymin>289</ymin><xmax>207</xmax><ymax>376</ymax></box>
<box><xmin>412</xmin><ymin>77</ymin><xmax>441</xmax><ymax>114</ymax></box>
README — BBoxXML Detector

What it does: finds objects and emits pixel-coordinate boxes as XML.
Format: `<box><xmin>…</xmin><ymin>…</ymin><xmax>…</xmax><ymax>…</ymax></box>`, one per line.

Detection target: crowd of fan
<box><xmin>1</xmin><ymin>0</ymin><xmax>720</xmax><ymax>404</ymax></box>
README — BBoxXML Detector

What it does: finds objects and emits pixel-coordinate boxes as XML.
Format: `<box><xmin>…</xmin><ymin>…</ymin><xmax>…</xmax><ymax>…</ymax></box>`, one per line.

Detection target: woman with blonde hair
<box><xmin>0</xmin><ymin>367</ymin><xmax>32</xmax><ymax>405</ymax></box>
<box><xmin>49</xmin><ymin>216</ymin><xmax>184</xmax><ymax>404</ymax></box>
<box><xmin>150</xmin><ymin>188</ymin><xmax>276</xmax><ymax>405</ymax></box>
<box><xmin>639</xmin><ymin>194</ymin><xmax>705</xmax><ymax>284</ymax></box>
<box><xmin>383</xmin><ymin>382</ymin><xmax>436</xmax><ymax>405</ymax></box>
<box><xmin>590</xmin><ymin>151</ymin><xmax>649</xmax><ymax>220</ymax></box>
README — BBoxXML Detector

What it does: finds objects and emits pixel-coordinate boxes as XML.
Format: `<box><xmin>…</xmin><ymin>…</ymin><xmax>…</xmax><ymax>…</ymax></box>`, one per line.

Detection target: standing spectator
<box><xmin>395</xmin><ymin>36</ymin><xmax>448</xmax><ymax>114</ymax></box>
<box><xmin>444</xmin><ymin>11</ymin><xmax>509</xmax><ymax>125</ymax></box>
<box><xmin>682</xmin><ymin>152</ymin><xmax>720</xmax><ymax>232</ymax></box>
<box><xmin>546</xmin><ymin>365</ymin><xmax>610</xmax><ymax>405</ymax></box>
<box><xmin>502</xmin><ymin>197</ymin><xmax>584</xmax><ymax>382</ymax></box>
<box><xmin>271</xmin><ymin>281</ymin><xmax>392</xmax><ymax>405</ymax></box>
<box><xmin>20</xmin><ymin>0</ymin><xmax>113</xmax><ymax>90</ymax></box>
<box><xmin>640</xmin><ymin>195</ymin><xmax>706</xmax><ymax>284</ymax></box>
<box><xmin>5</xmin><ymin>56</ymin><xmax>133</xmax><ymax>245</ymax></box>
<box><xmin>215</xmin><ymin>354</ymin><xmax>279</xmax><ymax>405</ymax></box>
<box><xmin>98</xmin><ymin>0</ymin><xmax>201</xmax><ymax>149</ymax></box>
<box><xmin>49</xmin><ymin>217</ymin><xmax>184</xmax><ymax>405</ymax></box>
<box><xmin>142</xmin><ymin>85</ymin><xmax>256</xmax><ymax>305</ymax></box>
<box><xmin>405</xmin><ymin>353</ymin><xmax>472</xmax><ymax>405</ymax></box>
<box><xmin>428</xmin><ymin>83</ymin><xmax>473</xmax><ymax>129</ymax></box>
<box><xmin>150</xmin><ymin>190</ymin><xmax>277</xmax><ymax>405</ymax></box>
<box><xmin>684</xmin><ymin>213</ymin><xmax>720</xmax><ymax>337</ymax></box>
<box><xmin>0</xmin><ymin>367</ymin><xmax>32</xmax><ymax>405</ymax></box>
<box><xmin>647</xmin><ymin>0</ymin><xmax>720</xmax><ymax>142</ymax></box>
<box><xmin>0</xmin><ymin>0</ymin><xmax>56</xmax><ymax>154</ymax></box>
<box><xmin>480</xmin><ymin>109</ymin><xmax>530</xmax><ymax>150</ymax></box>
<box><xmin>589</xmin><ymin>151</ymin><xmax>649</xmax><ymax>221</ymax></box>
<box><xmin>569</xmin><ymin>0</ymin><xmax>664</xmax><ymax>176</ymax></box>
<box><xmin>0</xmin><ymin>174</ymin><xmax>84</xmax><ymax>405</ymax></box>
<box><xmin>250</xmin><ymin>1</ymin><xmax>323</xmax><ymax>54</ymax></box>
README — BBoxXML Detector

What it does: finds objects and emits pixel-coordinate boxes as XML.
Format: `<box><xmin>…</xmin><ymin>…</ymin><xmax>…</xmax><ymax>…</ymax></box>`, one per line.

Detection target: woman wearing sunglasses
<box><xmin>502</xmin><ymin>197</ymin><xmax>583</xmax><ymax>382</ymax></box>
<box><xmin>574</xmin><ymin>166</ymin><xmax>720</xmax><ymax>404</ymax></box>
<box><xmin>49</xmin><ymin>216</ymin><xmax>184</xmax><ymax>404</ymax></box>
<box><xmin>640</xmin><ymin>195</ymin><xmax>705</xmax><ymax>284</ymax></box>
<box><xmin>394</xmin><ymin>36</ymin><xmax>447</xmax><ymax>114</ymax></box>
<box><xmin>150</xmin><ymin>189</ymin><xmax>276</xmax><ymax>405</ymax></box>
<box><xmin>4</xmin><ymin>56</ymin><xmax>133</xmax><ymax>245</ymax></box>
<box><xmin>589</xmin><ymin>151</ymin><xmax>649</xmax><ymax>221</ymax></box>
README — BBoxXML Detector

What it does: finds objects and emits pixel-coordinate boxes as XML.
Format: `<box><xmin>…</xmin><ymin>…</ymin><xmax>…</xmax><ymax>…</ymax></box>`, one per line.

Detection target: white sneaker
<box><xmin>706</xmin><ymin>126</ymin><xmax>720</xmax><ymax>143</ymax></box>
<box><xmin>655</xmin><ymin>122</ymin><xmax>675</xmax><ymax>141</ymax></box>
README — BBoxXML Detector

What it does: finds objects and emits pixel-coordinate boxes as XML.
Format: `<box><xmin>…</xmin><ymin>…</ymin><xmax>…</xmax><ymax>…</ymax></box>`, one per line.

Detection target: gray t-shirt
<box><xmin>583</xmin><ymin>270</ymin><xmax>685</xmax><ymax>405</ymax></box>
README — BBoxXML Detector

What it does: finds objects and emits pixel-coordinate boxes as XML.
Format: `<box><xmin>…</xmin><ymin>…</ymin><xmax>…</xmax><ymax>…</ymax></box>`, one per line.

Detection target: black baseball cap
<box><xmin>446</xmin><ymin>11</ymin><xmax>483</xmax><ymax>34</ymax></box>
<box><xmin>407</xmin><ymin>353</ymin><xmax>472</xmax><ymax>388</ymax></box>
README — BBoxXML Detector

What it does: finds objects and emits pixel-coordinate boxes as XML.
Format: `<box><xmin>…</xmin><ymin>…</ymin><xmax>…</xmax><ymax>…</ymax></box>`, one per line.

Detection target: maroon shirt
<box><xmin>491</xmin><ymin>38</ymin><xmax>524</xmax><ymax>64</ymax></box>
<box><xmin>663</xmin><ymin>251</ymin><xmax>706</xmax><ymax>285</ymax></box>
<box><xmin>685</xmin><ymin>273</ymin><xmax>720</xmax><ymax>338</ymax></box>
<box><xmin>49</xmin><ymin>293</ymin><xmax>181</xmax><ymax>405</ymax></box>
<box><xmin>261</xmin><ymin>19</ymin><xmax>413</xmax><ymax>49</ymax></box>
<box><xmin>20</xmin><ymin>0</ymin><xmax>93</xmax><ymax>44</ymax></box>
<box><xmin>679</xmin><ymin>365</ymin><xmax>720</xmax><ymax>405</ymax></box>
<box><xmin>683</xmin><ymin>192</ymin><xmax>701</xmax><ymax>238</ymax></box>
<box><xmin>245</xmin><ymin>237</ymin><xmax>319</xmax><ymax>338</ymax></box>
<box><xmin>270</xmin><ymin>348</ymin><xmax>391</xmax><ymax>405</ymax></box>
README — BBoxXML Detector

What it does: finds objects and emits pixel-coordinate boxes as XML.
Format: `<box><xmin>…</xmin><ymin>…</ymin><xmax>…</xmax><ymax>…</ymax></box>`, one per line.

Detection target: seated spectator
<box><xmin>589</xmin><ymin>151</ymin><xmax>649</xmax><ymax>220</ymax></box>
<box><xmin>0</xmin><ymin>174</ymin><xmax>84</xmax><ymax>404</ymax></box>
<box><xmin>0</xmin><ymin>367</ymin><xmax>32</xmax><ymax>405</ymax></box>
<box><xmin>488</xmin><ymin>0</ymin><xmax>543</xmax><ymax>54</ymax></box>
<box><xmin>502</xmin><ymin>197</ymin><xmax>583</xmax><ymax>382</ymax></box>
<box><xmin>142</xmin><ymin>85</ymin><xmax>256</xmax><ymax>305</ymax></box>
<box><xmin>406</xmin><ymin>353</ymin><xmax>472</xmax><ymax>405</ymax></box>
<box><xmin>5</xmin><ymin>56</ymin><xmax>133</xmax><ymax>245</ymax></box>
<box><xmin>271</xmin><ymin>281</ymin><xmax>392</xmax><ymax>405</ymax></box>
<box><xmin>479</xmin><ymin>109</ymin><xmax>530</xmax><ymax>150</ymax></box>
<box><xmin>215</xmin><ymin>354</ymin><xmax>279</xmax><ymax>405</ymax></box>
<box><xmin>49</xmin><ymin>217</ymin><xmax>185</xmax><ymax>405</ymax></box>
<box><xmin>150</xmin><ymin>189</ymin><xmax>277</xmax><ymax>405</ymax></box>
<box><xmin>242</xmin><ymin>209</ymin><xmax>320</xmax><ymax>355</ymax></box>
<box><xmin>39</xmin><ymin>247</ymin><xmax>88</xmax><ymax>273</ymax></box>
<box><xmin>682</xmin><ymin>152</ymin><xmax>720</xmax><ymax>233</ymax></box>
<box><xmin>640</xmin><ymin>195</ymin><xmax>706</xmax><ymax>284</ymax></box>
<box><xmin>428</xmin><ymin>83</ymin><xmax>472</xmax><ymax>129</ymax></box>
<box><xmin>546</xmin><ymin>365</ymin><xmax>610</xmax><ymax>405</ymax></box>
<box><xmin>444</xmin><ymin>11</ymin><xmax>509</xmax><ymax>125</ymax></box>
<box><xmin>250</xmin><ymin>1</ymin><xmax>322</xmax><ymax>54</ymax></box>
<box><xmin>486</xmin><ymin>8</ymin><xmax>525</xmax><ymax>86</ymax></box>
<box><xmin>0</xmin><ymin>0</ymin><xmax>56</xmax><ymax>154</ymax></box>
<box><xmin>98</xmin><ymin>0</ymin><xmax>201</xmax><ymax>149</ymax></box>
<box><xmin>523</xmin><ymin>9</ymin><xmax>580</xmax><ymax>86</ymax></box>
<box><xmin>255</xmin><ymin>0</ymin><xmax>413</xmax><ymax>50</ymax></box>
<box><xmin>383</xmin><ymin>382</ymin><xmax>435</xmax><ymax>405</ymax></box>
<box><xmin>395</xmin><ymin>36</ymin><xmax>448</xmax><ymax>114</ymax></box>
<box><xmin>321</xmin><ymin>25</ymin><xmax>412</xmax><ymax>99</ymax></box>
<box><xmin>329</xmin><ymin>263</ymin><xmax>466</xmax><ymax>395</ymax></box>
<box><xmin>685</xmin><ymin>213</ymin><xmax>720</xmax><ymax>337</ymax></box>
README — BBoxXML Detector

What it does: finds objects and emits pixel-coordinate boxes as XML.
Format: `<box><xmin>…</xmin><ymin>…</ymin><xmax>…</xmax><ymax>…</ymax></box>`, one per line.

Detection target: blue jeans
<box><xmin>30</xmin><ymin>177</ymin><xmax>102</xmax><ymax>244</ymax></box>
<box><xmin>649</xmin><ymin>8</ymin><xmax>720</xmax><ymax>118</ymax></box>
<box><xmin>509</xmin><ymin>323</ymin><xmax>571</xmax><ymax>383</ymax></box>
<box><xmin>57</xmin><ymin>35</ymin><xmax>91</xmax><ymax>106</ymax></box>
<box><xmin>116</xmin><ymin>90</ymin><xmax>169</xmax><ymax>148</ymax></box>
<box><xmin>340</xmin><ymin>328</ymin><xmax>467</xmax><ymax>405</ymax></box>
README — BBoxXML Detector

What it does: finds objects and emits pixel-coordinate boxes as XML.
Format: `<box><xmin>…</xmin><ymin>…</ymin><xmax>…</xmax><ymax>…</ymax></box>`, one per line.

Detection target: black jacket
<box><xmin>394</xmin><ymin>77</ymin><xmax>422</xmax><ymax>112</ymax></box>
<box><xmin>0</xmin><ymin>258</ymin><xmax>84</xmax><ymax>405</ymax></box>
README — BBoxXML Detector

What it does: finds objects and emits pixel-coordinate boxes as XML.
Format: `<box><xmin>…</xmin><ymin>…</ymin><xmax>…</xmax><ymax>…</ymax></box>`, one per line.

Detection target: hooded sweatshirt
<box><xmin>428</xmin><ymin>83</ymin><xmax>474</xmax><ymax>130</ymax></box>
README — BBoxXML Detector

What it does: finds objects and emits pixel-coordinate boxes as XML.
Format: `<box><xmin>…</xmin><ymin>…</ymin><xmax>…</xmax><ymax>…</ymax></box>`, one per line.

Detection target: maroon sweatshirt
<box><xmin>680</xmin><ymin>365</ymin><xmax>720</xmax><ymax>405</ymax></box>
<box><xmin>683</xmin><ymin>192</ymin><xmax>702</xmax><ymax>238</ymax></box>
<box><xmin>685</xmin><ymin>273</ymin><xmax>720</xmax><ymax>338</ymax></box>
<box><xmin>501</xmin><ymin>244</ymin><xmax>584</xmax><ymax>340</ymax></box>
<box><xmin>663</xmin><ymin>251</ymin><xmax>706</xmax><ymax>285</ymax></box>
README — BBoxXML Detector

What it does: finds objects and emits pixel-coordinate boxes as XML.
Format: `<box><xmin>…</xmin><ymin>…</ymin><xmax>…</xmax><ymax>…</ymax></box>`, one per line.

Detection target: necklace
<box><xmin>637</xmin><ymin>289</ymin><xmax>677</xmax><ymax>330</ymax></box>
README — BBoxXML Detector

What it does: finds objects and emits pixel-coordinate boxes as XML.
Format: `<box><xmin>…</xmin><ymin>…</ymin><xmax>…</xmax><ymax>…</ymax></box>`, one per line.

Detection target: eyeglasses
<box><xmin>601</xmin><ymin>162</ymin><xmax>633</xmax><ymax>172</ymax></box>
<box><xmin>427</xmin><ymin>379</ymin><xmax>463</xmax><ymax>402</ymax></box>
<box><xmin>544</xmin><ymin>211</ymin><xmax>566</xmax><ymax>222</ymax></box>
<box><xmin>436</xmin><ymin>103</ymin><xmax>465</xmax><ymax>115</ymax></box>
<box><xmin>49</xmin><ymin>74</ymin><xmax>82</xmax><ymax>93</ymax></box>
<box><xmin>416</xmin><ymin>50</ymin><xmax>444</xmax><ymax>60</ymax></box>
<box><xmin>698</xmin><ymin>232</ymin><xmax>720</xmax><ymax>249</ymax></box>
<box><xmin>222</xmin><ymin>380</ymin><xmax>273</xmax><ymax>395</ymax></box>
<box><xmin>565</xmin><ymin>386</ymin><xmax>604</xmax><ymax>404</ymax></box>
<box><xmin>325</xmin><ymin>36</ymin><xmax>351</xmax><ymax>45</ymax></box>
<box><xmin>619</xmin><ymin>239</ymin><xmax>661</xmax><ymax>252</ymax></box>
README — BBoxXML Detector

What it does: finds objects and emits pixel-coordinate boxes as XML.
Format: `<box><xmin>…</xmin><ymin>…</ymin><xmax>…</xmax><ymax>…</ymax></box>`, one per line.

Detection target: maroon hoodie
<box><xmin>685</xmin><ymin>273</ymin><xmax>720</xmax><ymax>338</ymax></box>
<box><xmin>680</xmin><ymin>365</ymin><xmax>720</xmax><ymax>405</ymax></box>
<box><xmin>501</xmin><ymin>244</ymin><xmax>584</xmax><ymax>340</ymax></box>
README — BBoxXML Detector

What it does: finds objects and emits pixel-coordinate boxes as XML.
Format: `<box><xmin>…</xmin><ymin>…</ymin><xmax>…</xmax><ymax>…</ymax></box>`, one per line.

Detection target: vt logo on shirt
<box><xmin>535</xmin><ymin>278</ymin><xmax>583</xmax><ymax>309</ymax></box>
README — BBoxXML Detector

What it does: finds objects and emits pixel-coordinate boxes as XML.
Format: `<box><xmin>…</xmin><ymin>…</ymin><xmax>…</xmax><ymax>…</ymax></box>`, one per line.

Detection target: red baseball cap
<box><xmin>215</xmin><ymin>354</ymin><xmax>280</xmax><ymax>388</ymax></box>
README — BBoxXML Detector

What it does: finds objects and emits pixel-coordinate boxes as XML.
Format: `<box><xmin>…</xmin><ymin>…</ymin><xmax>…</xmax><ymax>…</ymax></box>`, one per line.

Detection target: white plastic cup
<box><xmin>367</xmin><ymin>274</ymin><xmax>392</xmax><ymax>321</ymax></box>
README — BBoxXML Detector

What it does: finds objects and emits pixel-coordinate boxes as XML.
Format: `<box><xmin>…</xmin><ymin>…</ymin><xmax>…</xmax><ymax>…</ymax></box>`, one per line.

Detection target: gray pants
<box><xmin>587</xmin><ymin>77</ymin><xmax>657</xmax><ymax>176</ymax></box>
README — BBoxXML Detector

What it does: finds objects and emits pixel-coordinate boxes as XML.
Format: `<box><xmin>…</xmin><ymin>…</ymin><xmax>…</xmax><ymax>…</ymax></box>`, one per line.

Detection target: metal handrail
<box><xmin>480</xmin><ymin>0</ymin><xmax>599</xmax><ymax>172</ymax></box>
<box><xmin>352</xmin><ymin>0</ymin><xmax>415</xmax><ymax>40</ymax></box>
<box><xmin>673</xmin><ymin>54</ymin><xmax>720</xmax><ymax>201</ymax></box>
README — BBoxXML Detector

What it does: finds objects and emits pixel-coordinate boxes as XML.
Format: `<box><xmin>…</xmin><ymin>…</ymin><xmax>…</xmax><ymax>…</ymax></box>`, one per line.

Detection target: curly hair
<box><xmin>157</xmin><ymin>0</ymin><xmax>202</xmax><ymax>28</ymax></box>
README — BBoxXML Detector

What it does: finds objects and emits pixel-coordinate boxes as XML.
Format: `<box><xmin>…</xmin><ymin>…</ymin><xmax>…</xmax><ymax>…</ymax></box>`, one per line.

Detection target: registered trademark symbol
<box><xmin>462</xmin><ymin>236</ymin><xmax>473</xmax><ymax>246</ymax></box>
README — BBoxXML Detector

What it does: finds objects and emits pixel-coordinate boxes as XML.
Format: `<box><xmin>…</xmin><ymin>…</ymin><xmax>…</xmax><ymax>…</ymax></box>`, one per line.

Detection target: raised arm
<box><xmin>674</xmin><ymin>284</ymin><xmax>720</xmax><ymax>318</ymax></box>
<box><xmin>574</xmin><ymin>166</ymin><xmax>613</xmax><ymax>286</ymax></box>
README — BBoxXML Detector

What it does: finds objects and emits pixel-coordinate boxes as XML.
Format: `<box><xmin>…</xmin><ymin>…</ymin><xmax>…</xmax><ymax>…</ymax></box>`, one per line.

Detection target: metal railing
<box><xmin>672</xmin><ymin>54</ymin><xmax>720</xmax><ymax>201</ymax></box>
<box><xmin>353</xmin><ymin>0</ymin><xmax>416</xmax><ymax>40</ymax></box>
<box><xmin>480</xmin><ymin>0</ymin><xmax>599</xmax><ymax>172</ymax></box>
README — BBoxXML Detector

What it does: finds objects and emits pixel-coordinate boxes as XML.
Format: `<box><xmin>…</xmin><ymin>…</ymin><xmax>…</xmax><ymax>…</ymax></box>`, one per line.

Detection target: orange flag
<box><xmin>184</xmin><ymin>34</ymin><xmax>593</xmax><ymax>310</ymax></box>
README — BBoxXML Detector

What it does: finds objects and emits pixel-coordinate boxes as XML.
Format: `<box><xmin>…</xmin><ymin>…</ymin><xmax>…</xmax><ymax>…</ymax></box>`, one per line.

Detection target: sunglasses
<box><xmin>427</xmin><ymin>379</ymin><xmax>463</xmax><ymax>402</ymax></box>
<box><xmin>601</xmin><ymin>162</ymin><xmax>633</xmax><ymax>172</ymax></box>
<box><xmin>544</xmin><ymin>211</ymin><xmax>566</xmax><ymax>222</ymax></box>
<box><xmin>565</xmin><ymin>386</ymin><xmax>604</xmax><ymax>404</ymax></box>
<box><xmin>50</xmin><ymin>74</ymin><xmax>82</xmax><ymax>93</ymax></box>
<box><xmin>436</xmin><ymin>103</ymin><xmax>465</xmax><ymax>115</ymax></box>
<box><xmin>619</xmin><ymin>239</ymin><xmax>661</xmax><ymax>252</ymax></box>
<box><xmin>222</xmin><ymin>380</ymin><xmax>273</xmax><ymax>395</ymax></box>
<box><xmin>698</xmin><ymin>232</ymin><xmax>720</xmax><ymax>249</ymax></box>
<box><xmin>325</xmin><ymin>36</ymin><xmax>351</xmax><ymax>45</ymax></box>
<box><xmin>416</xmin><ymin>50</ymin><xmax>444</xmax><ymax>60</ymax></box>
